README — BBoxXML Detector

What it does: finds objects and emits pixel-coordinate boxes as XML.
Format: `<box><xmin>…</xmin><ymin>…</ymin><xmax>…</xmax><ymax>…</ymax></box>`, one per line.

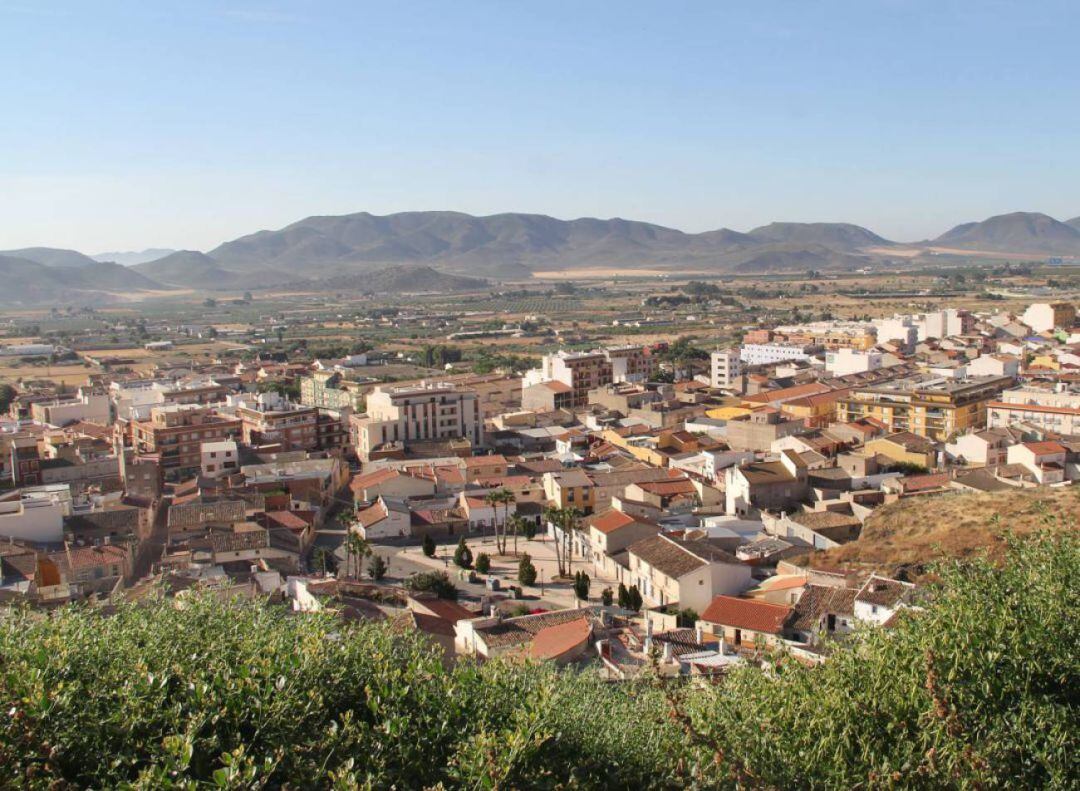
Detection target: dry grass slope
<box><xmin>813</xmin><ymin>487</ymin><xmax>1080</xmax><ymax>575</ymax></box>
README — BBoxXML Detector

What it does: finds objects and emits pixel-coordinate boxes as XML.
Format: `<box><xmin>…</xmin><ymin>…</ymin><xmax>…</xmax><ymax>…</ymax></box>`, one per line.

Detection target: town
<box><xmin>0</xmin><ymin>285</ymin><xmax>1075</xmax><ymax>676</ymax></box>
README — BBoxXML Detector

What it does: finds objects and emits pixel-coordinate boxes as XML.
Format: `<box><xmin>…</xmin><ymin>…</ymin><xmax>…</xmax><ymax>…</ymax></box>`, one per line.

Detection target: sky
<box><xmin>1</xmin><ymin>0</ymin><xmax>1078</xmax><ymax>252</ymax></box>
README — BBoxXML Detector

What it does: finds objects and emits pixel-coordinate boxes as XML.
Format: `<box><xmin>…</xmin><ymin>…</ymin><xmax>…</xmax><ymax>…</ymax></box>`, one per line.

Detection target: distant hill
<box><xmin>745</xmin><ymin>222</ymin><xmax>890</xmax><ymax>249</ymax></box>
<box><xmin>721</xmin><ymin>243</ymin><xmax>873</xmax><ymax>272</ymax></box>
<box><xmin>0</xmin><ymin>247</ymin><xmax>99</xmax><ymax>268</ymax></box>
<box><xmin>0</xmin><ymin>254</ymin><xmax>164</xmax><ymax>304</ymax></box>
<box><xmin>931</xmin><ymin>211</ymin><xmax>1080</xmax><ymax>255</ymax></box>
<box><xmin>1065</xmin><ymin>216</ymin><xmax>1080</xmax><ymax>231</ymax></box>
<box><xmin>92</xmin><ymin>248</ymin><xmax>177</xmax><ymax>265</ymax></box>
<box><xmin>133</xmin><ymin>250</ymin><xmax>292</xmax><ymax>290</ymax></box>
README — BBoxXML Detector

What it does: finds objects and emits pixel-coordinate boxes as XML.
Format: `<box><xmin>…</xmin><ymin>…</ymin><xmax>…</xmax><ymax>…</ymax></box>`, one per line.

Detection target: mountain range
<box><xmin>92</xmin><ymin>248</ymin><xmax>177</xmax><ymax>266</ymax></box>
<box><xmin>4</xmin><ymin>210</ymin><xmax>1080</xmax><ymax>304</ymax></box>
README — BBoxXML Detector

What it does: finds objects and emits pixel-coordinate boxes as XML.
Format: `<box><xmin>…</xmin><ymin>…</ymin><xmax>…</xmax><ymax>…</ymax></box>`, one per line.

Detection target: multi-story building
<box><xmin>299</xmin><ymin>371</ymin><xmax>364</xmax><ymax>411</ymax></box>
<box><xmin>825</xmin><ymin>348</ymin><xmax>883</xmax><ymax>376</ymax></box>
<box><xmin>986</xmin><ymin>385</ymin><xmax>1080</xmax><ymax>435</ymax></box>
<box><xmin>30</xmin><ymin>388</ymin><xmax>111</xmax><ymax>426</ymax></box>
<box><xmin>130</xmin><ymin>404</ymin><xmax>242</xmax><ymax>472</ymax></box>
<box><xmin>1021</xmin><ymin>302</ymin><xmax>1076</xmax><ymax>334</ymax></box>
<box><xmin>710</xmin><ymin>348</ymin><xmax>743</xmax><ymax>389</ymax></box>
<box><xmin>835</xmin><ymin>375</ymin><xmax>1012</xmax><ymax>441</ymax></box>
<box><xmin>774</xmin><ymin>321</ymin><xmax>876</xmax><ymax>351</ymax></box>
<box><xmin>352</xmin><ymin>383</ymin><xmax>482</xmax><ymax>460</ymax></box>
<box><xmin>522</xmin><ymin>346</ymin><xmax>651</xmax><ymax>408</ymax></box>
<box><xmin>739</xmin><ymin>342</ymin><xmax>819</xmax><ymax>367</ymax></box>
<box><xmin>235</xmin><ymin>395</ymin><xmax>319</xmax><ymax>452</ymax></box>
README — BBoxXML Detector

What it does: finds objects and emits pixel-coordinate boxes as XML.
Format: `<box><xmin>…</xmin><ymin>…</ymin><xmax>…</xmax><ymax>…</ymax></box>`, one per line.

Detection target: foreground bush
<box><xmin>0</xmin><ymin>533</ymin><xmax>1076</xmax><ymax>789</ymax></box>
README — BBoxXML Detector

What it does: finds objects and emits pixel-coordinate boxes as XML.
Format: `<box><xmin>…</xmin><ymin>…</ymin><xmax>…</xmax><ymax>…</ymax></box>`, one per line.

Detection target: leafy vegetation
<box><xmin>0</xmin><ymin>533</ymin><xmax>1076</xmax><ymax>788</ymax></box>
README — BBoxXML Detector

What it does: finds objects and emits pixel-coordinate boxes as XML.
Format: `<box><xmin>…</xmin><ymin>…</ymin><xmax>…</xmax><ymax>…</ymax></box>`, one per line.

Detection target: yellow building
<box><xmin>542</xmin><ymin>468</ymin><xmax>596</xmax><ymax>513</ymax></box>
<box><xmin>835</xmin><ymin>375</ymin><xmax>1012</xmax><ymax>441</ymax></box>
<box><xmin>865</xmin><ymin>432</ymin><xmax>937</xmax><ymax>469</ymax></box>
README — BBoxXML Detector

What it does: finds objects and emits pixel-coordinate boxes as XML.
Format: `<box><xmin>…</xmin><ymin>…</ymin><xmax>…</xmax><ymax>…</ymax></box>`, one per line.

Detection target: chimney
<box><xmin>662</xmin><ymin>640</ymin><xmax>673</xmax><ymax>663</ymax></box>
<box><xmin>695</xmin><ymin>622</ymin><xmax>704</xmax><ymax>644</ymax></box>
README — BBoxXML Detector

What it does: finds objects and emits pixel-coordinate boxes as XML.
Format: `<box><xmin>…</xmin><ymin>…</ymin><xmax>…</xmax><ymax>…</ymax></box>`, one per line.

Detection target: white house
<box><xmin>626</xmin><ymin>533</ymin><xmax>753</xmax><ymax>612</ymax></box>
<box><xmin>853</xmin><ymin>575</ymin><xmax>915</xmax><ymax>625</ymax></box>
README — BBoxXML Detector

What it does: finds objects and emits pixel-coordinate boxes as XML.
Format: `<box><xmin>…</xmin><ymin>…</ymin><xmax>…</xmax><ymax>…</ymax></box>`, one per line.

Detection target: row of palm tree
<box><xmin>542</xmin><ymin>505</ymin><xmax>581</xmax><ymax>579</ymax></box>
<box><xmin>338</xmin><ymin>510</ymin><xmax>372</xmax><ymax>579</ymax></box>
<box><xmin>483</xmin><ymin>488</ymin><xmax>517</xmax><ymax>555</ymax></box>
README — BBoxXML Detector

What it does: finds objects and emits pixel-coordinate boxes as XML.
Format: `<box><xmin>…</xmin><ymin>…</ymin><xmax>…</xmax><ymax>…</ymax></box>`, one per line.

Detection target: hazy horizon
<box><xmin>3</xmin><ymin>1</ymin><xmax>1078</xmax><ymax>252</ymax></box>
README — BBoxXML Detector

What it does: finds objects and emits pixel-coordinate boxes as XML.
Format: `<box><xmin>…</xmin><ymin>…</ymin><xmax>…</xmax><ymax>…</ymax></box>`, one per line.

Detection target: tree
<box><xmin>485</xmin><ymin>488</ymin><xmax>515</xmax><ymax>554</ymax></box>
<box><xmin>573</xmin><ymin>571</ymin><xmax>590</xmax><ymax>601</ymax></box>
<box><xmin>474</xmin><ymin>553</ymin><xmax>491</xmax><ymax>574</ymax></box>
<box><xmin>676</xmin><ymin>607</ymin><xmax>698</xmax><ymax>628</ymax></box>
<box><xmin>542</xmin><ymin>506</ymin><xmax>580</xmax><ymax>578</ymax></box>
<box><xmin>523</xmin><ymin>519</ymin><xmax>537</xmax><ymax>541</ymax></box>
<box><xmin>617</xmin><ymin>582</ymin><xmax>629</xmax><ymax>609</ymax></box>
<box><xmin>507</xmin><ymin>514</ymin><xmax>527</xmax><ymax>555</ymax></box>
<box><xmin>517</xmin><ymin>553</ymin><xmax>537</xmax><ymax>586</ymax></box>
<box><xmin>311</xmin><ymin>546</ymin><xmax>332</xmax><ymax>576</ymax></box>
<box><xmin>453</xmin><ymin>537</ymin><xmax>473</xmax><ymax>569</ymax></box>
<box><xmin>345</xmin><ymin>533</ymin><xmax>371</xmax><ymax>580</ymax></box>
<box><xmin>368</xmin><ymin>554</ymin><xmax>388</xmax><ymax>581</ymax></box>
<box><xmin>601</xmin><ymin>587</ymin><xmax>614</xmax><ymax>606</ymax></box>
<box><xmin>404</xmin><ymin>570</ymin><xmax>458</xmax><ymax>599</ymax></box>
<box><xmin>422</xmin><ymin>533</ymin><xmax>436</xmax><ymax>557</ymax></box>
<box><xmin>0</xmin><ymin>383</ymin><xmax>16</xmax><ymax>414</ymax></box>
<box><xmin>626</xmin><ymin>585</ymin><xmax>643</xmax><ymax>612</ymax></box>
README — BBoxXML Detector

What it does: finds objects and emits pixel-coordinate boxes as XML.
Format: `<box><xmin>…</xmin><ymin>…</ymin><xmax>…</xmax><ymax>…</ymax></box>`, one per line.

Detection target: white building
<box><xmin>872</xmin><ymin>316</ymin><xmax>918</xmax><ymax>349</ymax></box>
<box><xmin>825</xmin><ymin>348</ymin><xmax>883</xmax><ymax>376</ymax></box>
<box><xmin>710</xmin><ymin>348</ymin><xmax>743</xmax><ymax>389</ymax></box>
<box><xmin>739</xmin><ymin>343</ymin><xmax>818</xmax><ymax>366</ymax></box>
<box><xmin>352</xmin><ymin>383</ymin><xmax>482</xmax><ymax>459</ymax></box>
<box><xmin>201</xmin><ymin>440</ymin><xmax>239</xmax><ymax>478</ymax></box>
<box><xmin>0</xmin><ymin>485</ymin><xmax>71</xmax><ymax>543</ymax></box>
<box><xmin>966</xmin><ymin>354</ymin><xmax>1021</xmax><ymax>378</ymax></box>
<box><xmin>1022</xmin><ymin>302</ymin><xmax>1076</xmax><ymax>334</ymax></box>
<box><xmin>30</xmin><ymin>389</ymin><xmax>111</xmax><ymax>426</ymax></box>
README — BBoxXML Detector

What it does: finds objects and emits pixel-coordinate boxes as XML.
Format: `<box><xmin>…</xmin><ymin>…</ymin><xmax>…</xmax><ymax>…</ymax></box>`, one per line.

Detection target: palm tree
<box><xmin>485</xmin><ymin>488</ymin><xmax>516</xmax><ymax>554</ymax></box>
<box><xmin>542</xmin><ymin>505</ymin><xmax>580</xmax><ymax>578</ymax></box>
<box><xmin>507</xmin><ymin>513</ymin><xmax>527</xmax><ymax>556</ymax></box>
<box><xmin>345</xmin><ymin>532</ymin><xmax>370</xmax><ymax>580</ymax></box>
<box><xmin>484</xmin><ymin>489</ymin><xmax>501</xmax><ymax>545</ymax></box>
<box><xmin>499</xmin><ymin>490</ymin><xmax>517</xmax><ymax>555</ymax></box>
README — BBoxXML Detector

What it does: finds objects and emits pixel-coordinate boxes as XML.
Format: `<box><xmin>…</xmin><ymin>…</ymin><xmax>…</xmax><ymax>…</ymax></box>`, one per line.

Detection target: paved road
<box><xmin>132</xmin><ymin>498</ymin><xmax>169</xmax><ymax>581</ymax></box>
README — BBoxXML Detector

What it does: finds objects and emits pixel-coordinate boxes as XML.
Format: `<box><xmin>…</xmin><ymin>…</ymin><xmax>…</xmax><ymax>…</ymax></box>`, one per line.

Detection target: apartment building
<box><xmin>835</xmin><ymin>375</ymin><xmax>1012</xmax><ymax>441</ymax></box>
<box><xmin>522</xmin><ymin>346</ymin><xmax>651</xmax><ymax>408</ymax></box>
<box><xmin>299</xmin><ymin>371</ymin><xmax>364</xmax><ymax>410</ymax></box>
<box><xmin>710</xmin><ymin>348</ymin><xmax>742</xmax><ymax>389</ymax></box>
<box><xmin>1021</xmin><ymin>302</ymin><xmax>1076</xmax><ymax>334</ymax></box>
<box><xmin>987</xmin><ymin>385</ymin><xmax>1080</xmax><ymax>435</ymax></box>
<box><xmin>30</xmin><ymin>388</ymin><xmax>110</xmax><ymax>426</ymax></box>
<box><xmin>131</xmin><ymin>404</ymin><xmax>242</xmax><ymax>471</ymax></box>
<box><xmin>739</xmin><ymin>342</ymin><xmax>819</xmax><ymax>367</ymax></box>
<box><xmin>236</xmin><ymin>397</ymin><xmax>319</xmax><ymax>453</ymax></box>
<box><xmin>825</xmin><ymin>348</ymin><xmax>883</xmax><ymax>376</ymax></box>
<box><xmin>773</xmin><ymin>321</ymin><xmax>876</xmax><ymax>351</ymax></box>
<box><xmin>352</xmin><ymin>383</ymin><xmax>482</xmax><ymax>460</ymax></box>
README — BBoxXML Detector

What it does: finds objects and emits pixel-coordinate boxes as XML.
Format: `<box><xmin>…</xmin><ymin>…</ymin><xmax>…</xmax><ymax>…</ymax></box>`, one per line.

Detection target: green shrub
<box><xmin>404</xmin><ymin>571</ymin><xmax>457</xmax><ymax>600</ymax></box>
<box><xmin>422</xmin><ymin>533</ymin><xmax>436</xmax><ymax>557</ymax></box>
<box><xmin>0</xmin><ymin>533</ymin><xmax>1074</xmax><ymax>789</ymax></box>
<box><xmin>453</xmin><ymin>537</ymin><xmax>472</xmax><ymax>569</ymax></box>
<box><xmin>474</xmin><ymin>552</ymin><xmax>491</xmax><ymax>574</ymax></box>
<box><xmin>517</xmin><ymin>553</ymin><xmax>537</xmax><ymax>586</ymax></box>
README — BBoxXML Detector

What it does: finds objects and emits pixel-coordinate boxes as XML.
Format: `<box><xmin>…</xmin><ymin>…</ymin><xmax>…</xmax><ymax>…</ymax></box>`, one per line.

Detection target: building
<box><xmin>699</xmin><ymin>595</ymin><xmax>795</xmax><ymax>650</ymax></box>
<box><xmin>739</xmin><ymin>343</ymin><xmax>819</xmax><ymax>367</ymax></box>
<box><xmin>987</xmin><ymin>385</ymin><xmax>1080</xmax><ymax>435</ymax></box>
<box><xmin>522</xmin><ymin>346</ymin><xmax>651</xmax><ymax>408</ymax></box>
<box><xmin>299</xmin><ymin>371</ymin><xmax>364</xmax><ymax>411</ymax></box>
<box><xmin>724</xmin><ymin>451</ymin><xmax>810</xmax><ymax>516</ymax></box>
<box><xmin>835</xmin><ymin>375</ymin><xmax>1012</xmax><ymax>441</ymax></box>
<box><xmin>200</xmin><ymin>440</ymin><xmax>239</xmax><ymax>478</ymax></box>
<box><xmin>1021</xmin><ymin>302</ymin><xmax>1076</xmax><ymax>334</ymax></box>
<box><xmin>966</xmin><ymin>354</ymin><xmax>1021</xmax><ymax>378</ymax></box>
<box><xmin>865</xmin><ymin>432</ymin><xmax>938</xmax><ymax>469</ymax></box>
<box><xmin>710</xmin><ymin>348</ymin><xmax>743</xmax><ymax>389</ymax></box>
<box><xmin>236</xmin><ymin>394</ymin><xmax>319</xmax><ymax>452</ymax></box>
<box><xmin>352</xmin><ymin>383</ymin><xmax>482</xmax><ymax>461</ymax></box>
<box><xmin>825</xmin><ymin>348</ymin><xmax>883</xmax><ymax>376</ymax></box>
<box><xmin>131</xmin><ymin>405</ymin><xmax>242</xmax><ymax>472</ymax></box>
<box><xmin>1006</xmin><ymin>441</ymin><xmax>1068</xmax><ymax>484</ymax></box>
<box><xmin>30</xmin><ymin>389</ymin><xmax>110</xmax><ymax>426</ymax></box>
<box><xmin>626</xmin><ymin>533</ymin><xmax>753</xmax><ymax>612</ymax></box>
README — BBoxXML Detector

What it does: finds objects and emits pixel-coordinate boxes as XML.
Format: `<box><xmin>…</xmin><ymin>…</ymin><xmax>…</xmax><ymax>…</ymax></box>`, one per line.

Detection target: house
<box><xmin>200</xmin><ymin>440</ymin><xmax>239</xmax><ymax>478</ymax></box>
<box><xmin>865</xmin><ymin>432</ymin><xmax>937</xmax><ymax>470</ymax></box>
<box><xmin>853</xmin><ymin>575</ymin><xmax>915</xmax><ymax>625</ymax></box>
<box><xmin>724</xmin><ymin>451</ymin><xmax>810</xmax><ymax>516</ymax></box>
<box><xmin>586</xmin><ymin>509</ymin><xmax>659</xmax><ymax>583</ymax></box>
<box><xmin>698</xmin><ymin>595</ymin><xmax>795</xmax><ymax>650</ymax></box>
<box><xmin>626</xmin><ymin>534</ymin><xmax>753</xmax><ymax>612</ymax></box>
<box><xmin>454</xmin><ymin>605</ymin><xmax>606</xmax><ymax>660</ymax></box>
<box><xmin>354</xmin><ymin>496</ymin><xmax>411</xmax><ymax>540</ymax></box>
<box><xmin>1005</xmin><ymin>441</ymin><xmax>1068</xmax><ymax>484</ymax></box>
<box><xmin>459</xmin><ymin>491</ymin><xmax>517</xmax><ymax>532</ymax></box>
<box><xmin>944</xmin><ymin>427</ymin><xmax>1023</xmax><ymax>466</ymax></box>
<box><xmin>789</xmin><ymin>584</ymin><xmax>857</xmax><ymax>643</ymax></box>
<box><xmin>350</xmin><ymin>467</ymin><xmax>436</xmax><ymax>504</ymax></box>
<box><xmin>48</xmin><ymin>543</ymin><xmax>132</xmax><ymax>595</ymax></box>
<box><xmin>542</xmin><ymin>468</ymin><xmax>595</xmax><ymax>513</ymax></box>
<box><xmin>463</xmin><ymin>454</ymin><xmax>508</xmax><ymax>482</ymax></box>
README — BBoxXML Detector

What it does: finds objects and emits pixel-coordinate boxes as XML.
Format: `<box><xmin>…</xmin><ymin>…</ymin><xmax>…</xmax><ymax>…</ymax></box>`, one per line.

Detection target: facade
<box><xmin>236</xmin><ymin>398</ymin><xmax>319</xmax><ymax>452</ymax></box>
<box><xmin>739</xmin><ymin>343</ymin><xmax>818</xmax><ymax>366</ymax></box>
<box><xmin>200</xmin><ymin>440</ymin><xmax>239</xmax><ymax>478</ymax></box>
<box><xmin>523</xmin><ymin>346</ymin><xmax>651</xmax><ymax>408</ymax></box>
<box><xmin>352</xmin><ymin>383</ymin><xmax>482</xmax><ymax>460</ymax></box>
<box><xmin>131</xmin><ymin>405</ymin><xmax>242</xmax><ymax>471</ymax></box>
<box><xmin>987</xmin><ymin>386</ymin><xmax>1080</xmax><ymax>435</ymax></box>
<box><xmin>1021</xmin><ymin>302</ymin><xmax>1076</xmax><ymax>333</ymax></box>
<box><xmin>710</xmin><ymin>348</ymin><xmax>743</xmax><ymax>389</ymax></box>
<box><xmin>30</xmin><ymin>389</ymin><xmax>110</xmax><ymax>426</ymax></box>
<box><xmin>825</xmin><ymin>348</ymin><xmax>882</xmax><ymax>376</ymax></box>
<box><xmin>835</xmin><ymin>375</ymin><xmax>1012</xmax><ymax>441</ymax></box>
<box><xmin>299</xmin><ymin>371</ymin><xmax>363</xmax><ymax>410</ymax></box>
<box><xmin>626</xmin><ymin>534</ymin><xmax>753</xmax><ymax>612</ymax></box>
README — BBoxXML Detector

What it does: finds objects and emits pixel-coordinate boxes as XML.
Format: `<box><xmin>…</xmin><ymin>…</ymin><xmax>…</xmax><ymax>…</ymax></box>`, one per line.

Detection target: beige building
<box><xmin>523</xmin><ymin>346</ymin><xmax>651</xmax><ymax>408</ymax></box>
<box><xmin>352</xmin><ymin>383</ymin><xmax>482</xmax><ymax>460</ymax></box>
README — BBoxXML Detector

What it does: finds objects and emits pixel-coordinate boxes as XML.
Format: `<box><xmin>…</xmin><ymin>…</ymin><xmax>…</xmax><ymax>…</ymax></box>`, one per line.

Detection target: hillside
<box><xmin>1066</xmin><ymin>215</ymin><xmax>1080</xmax><ymax>231</ymax></box>
<box><xmin>92</xmin><ymin>248</ymin><xmax>176</xmax><ymax>265</ymax></box>
<box><xmin>722</xmin><ymin>243</ymin><xmax>873</xmax><ymax>272</ymax></box>
<box><xmin>0</xmin><ymin>254</ymin><xmax>165</xmax><ymax>304</ymax></box>
<box><xmin>0</xmin><ymin>535</ymin><xmax>1072</xmax><ymax>788</ymax></box>
<box><xmin>0</xmin><ymin>246</ymin><xmax>99</xmax><ymax>268</ymax></box>
<box><xmin>132</xmin><ymin>250</ymin><xmax>292</xmax><ymax>290</ymax></box>
<box><xmin>198</xmin><ymin>211</ymin><xmax>893</xmax><ymax>278</ymax></box>
<box><xmin>931</xmin><ymin>211</ymin><xmax>1080</xmax><ymax>255</ymax></box>
<box><xmin>812</xmin><ymin>486</ymin><xmax>1079</xmax><ymax>575</ymax></box>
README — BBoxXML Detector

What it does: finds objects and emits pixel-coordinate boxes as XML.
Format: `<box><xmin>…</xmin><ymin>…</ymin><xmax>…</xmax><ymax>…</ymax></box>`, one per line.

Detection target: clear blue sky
<box><xmin>2</xmin><ymin>0</ymin><xmax>1078</xmax><ymax>252</ymax></box>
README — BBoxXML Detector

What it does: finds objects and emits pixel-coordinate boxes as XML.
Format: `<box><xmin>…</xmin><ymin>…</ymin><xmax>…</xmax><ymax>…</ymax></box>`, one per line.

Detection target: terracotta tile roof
<box><xmin>855</xmin><ymin>575</ymin><xmax>913</xmax><ymax>608</ymax></box>
<box><xmin>899</xmin><ymin>473</ymin><xmax>950</xmax><ymax>492</ymax></box>
<box><xmin>168</xmin><ymin>499</ymin><xmax>246</xmax><ymax>529</ymax></box>
<box><xmin>52</xmin><ymin>544</ymin><xmax>129</xmax><ymax>572</ymax></box>
<box><xmin>350</xmin><ymin>467</ymin><xmax>402</xmax><ymax>491</ymax></box>
<box><xmin>878</xmin><ymin>431</ymin><xmax>936</xmax><ymax>454</ymax></box>
<box><xmin>1022</xmin><ymin>441</ymin><xmax>1067</xmax><ymax>456</ymax></box>
<box><xmin>628</xmin><ymin>534</ymin><xmax>709</xmax><ymax>578</ymax></box>
<box><xmin>414</xmin><ymin>598</ymin><xmax>478</xmax><ymax>623</ymax></box>
<box><xmin>464</xmin><ymin>454</ymin><xmax>508</xmax><ymax>469</ymax></box>
<box><xmin>588</xmin><ymin>509</ymin><xmax>637</xmax><ymax>534</ymax></box>
<box><xmin>541</xmin><ymin>381</ymin><xmax>573</xmax><ymax>394</ymax></box>
<box><xmin>474</xmin><ymin>606</ymin><xmax>604</xmax><ymax>649</ymax></box>
<box><xmin>635</xmin><ymin>478</ymin><xmax>696</xmax><ymax>497</ymax></box>
<box><xmin>263</xmin><ymin>510</ymin><xmax>309</xmax><ymax>531</ymax></box>
<box><xmin>700</xmin><ymin>595</ymin><xmax>793</xmax><ymax>634</ymax></box>
<box><xmin>529</xmin><ymin>616</ymin><xmax>592</xmax><ymax>660</ymax></box>
<box><xmin>791</xmin><ymin>585</ymin><xmax>856</xmax><ymax>631</ymax></box>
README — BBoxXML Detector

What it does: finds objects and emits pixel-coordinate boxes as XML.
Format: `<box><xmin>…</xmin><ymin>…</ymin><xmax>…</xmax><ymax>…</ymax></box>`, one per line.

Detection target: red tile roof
<box><xmin>700</xmin><ymin>595</ymin><xmax>793</xmax><ymax>634</ymax></box>
<box><xmin>529</xmin><ymin>616</ymin><xmax>592</xmax><ymax>660</ymax></box>
<box><xmin>588</xmin><ymin>509</ymin><xmax>637</xmax><ymax>535</ymax></box>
